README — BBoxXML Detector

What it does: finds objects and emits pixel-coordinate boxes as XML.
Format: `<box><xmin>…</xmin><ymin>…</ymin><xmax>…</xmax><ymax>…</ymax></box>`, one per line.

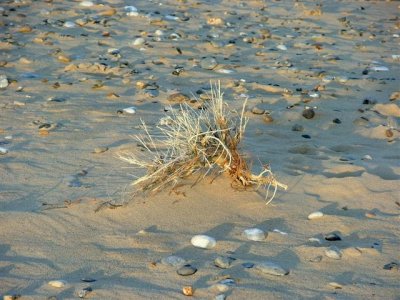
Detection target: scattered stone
<box><xmin>182</xmin><ymin>286</ymin><xmax>194</xmax><ymax>296</ymax></box>
<box><xmin>308</xmin><ymin>211</ymin><xmax>324</xmax><ymax>220</ymax></box>
<box><xmin>132</xmin><ymin>38</ymin><xmax>145</xmax><ymax>46</ymax></box>
<box><xmin>242</xmin><ymin>262</ymin><xmax>254</xmax><ymax>268</ymax></box>
<box><xmin>214</xmin><ymin>256</ymin><xmax>233</xmax><ymax>269</ymax></box>
<box><xmin>191</xmin><ymin>235</ymin><xmax>216</xmax><ymax>249</ymax></box>
<box><xmin>167</xmin><ymin>93</ymin><xmax>190</xmax><ymax>103</ymax></box>
<box><xmin>389</xmin><ymin>91</ymin><xmax>400</xmax><ymax>101</ymax></box>
<box><xmin>263</xmin><ymin>114</ymin><xmax>274</xmax><ymax>123</ymax></box>
<box><xmin>243</xmin><ymin>228</ymin><xmax>267</xmax><ymax>241</ymax></box>
<box><xmin>325</xmin><ymin>233</ymin><xmax>342</xmax><ymax>241</ymax></box>
<box><xmin>365</xmin><ymin>211</ymin><xmax>377</xmax><ymax>218</ymax></box>
<box><xmin>121</xmin><ymin>107</ymin><xmax>137</xmax><ymax>114</ymax></box>
<box><xmin>0</xmin><ymin>146</ymin><xmax>8</xmax><ymax>155</ymax></box>
<box><xmin>78</xmin><ymin>287</ymin><xmax>92</xmax><ymax>298</ymax></box>
<box><xmin>177</xmin><ymin>264</ymin><xmax>197</xmax><ymax>276</ymax></box>
<box><xmin>161</xmin><ymin>255</ymin><xmax>186</xmax><ymax>267</ymax></box>
<box><xmin>333</xmin><ymin>118</ymin><xmax>342</xmax><ymax>124</ymax></box>
<box><xmin>48</xmin><ymin>280</ymin><xmax>67</xmax><ymax>288</ymax></box>
<box><xmin>302</xmin><ymin>134</ymin><xmax>311</xmax><ymax>139</ymax></box>
<box><xmin>308</xmin><ymin>237</ymin><xmax>322</xmax><ymax>245</ymax></box>
<box><xmin>277</xmin><ymin>44</ymin><xmax>288</xmax><ymax>51</ymax></box>
<box><xmin>325</xmin><ymin>246</ymin><xmax>342</xmax><ymax>260</ymax></box>
<box><xmin>200</xmin><ymin>57</ymin><xmax>218</xmax><ymax>70</ymax></box>
<box><xmin>93</xmin><ymin>147</ymin><xmax>108</xmax><ymax>154</ymax></box>
<box><xmin>80</xmin><ymin>1</ymin><xmax>94</xmax><ymax>7</ymax></box>
<box><xmin>383</xmin><ymin>262</ymin><xmax>399</xmax><ymax>271</ymax></box>
<box><xmin>215</xmin><ymin>294</ymin><xmax>226</xmax><ymax>300</ymax></box>
<box><xmin>81</xmin><ymin>278</ymin><xmax>96</xmax><ymax>283</ymax></box>
<box><xmin>207</xmin><ymin>17</ymin><xmax>224</xmax><ymax>26</ymax></box>
<box><xmin>0</xmin><ymin>74</ymin><xmax>9</xmax><ymax>89</ymax></box>
<box><xmin>309</xmin><ymin>255</ymin><xmax>323</xmax><ymax>263</ymax></box>
<box><xmin>255</xmin><ymin>261</ymin><xmax>289</xmax><ymax>276</ymax></box>
<box><xmin>64</xmin><ymin>21</ymin><xmax>76</xmax><ymax>28</ymax></box>
<box><xmin>251</xmin><ymin>107</ymin><xmax>265</xmax><ymax>115</ymax></box>
<box><xmin>329</xmin><ymin>282</ymin><xmax>343</xmax><ymax>289</ymax></box>
<box><xmin>210</xmin><ymin>283</ymin><xmax>230</xmax><ymax>293</ymax></box>
<box><xmin>292</xmin><ymin>124</ymin><xmax>304</xmax><ymax>132</ymax></box>
<box><xmin>3</xmin><ymin>295</ymin><xmax>21</xmax><ymax>300</ymax></box>
<box><xmin>302</xmin><ymin>108</ymin><xmax>315</xmax><ymax>119</ymax></box>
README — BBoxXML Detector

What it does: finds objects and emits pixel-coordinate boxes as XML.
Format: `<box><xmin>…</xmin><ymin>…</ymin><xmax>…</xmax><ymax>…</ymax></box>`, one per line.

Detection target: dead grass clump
<box><xmin>119</xmin><ymin>82</ymin><xmax>287</xmax><ymax>204</ymax></box>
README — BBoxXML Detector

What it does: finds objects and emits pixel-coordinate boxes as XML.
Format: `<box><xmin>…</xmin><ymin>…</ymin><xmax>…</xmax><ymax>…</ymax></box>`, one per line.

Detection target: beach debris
<box><xmin>308</xmin><ymin>211</ymin><xmax>324</xmax><ymax>220</ymax></box>
<box><xmin>48</xmin><ymin>280</ymin><xmax>67</xmax><ymax>288</ymax></box>
<box><xmin>177</xmin><ymin>264</ymin><xmax>197</xmax><ymax>276</ymax></box>
<box><xmin>120</xmin><ymin>107</ymin><xmax>137</xmax><ymax>114</ymax></box>
<box><xmin>255</xmin><ymin>261</ymin><xmax>289</xmax><ymax>276</ymax></box>
<box><xmin>182</xmin><ymin>286</ymin><xmax>194</xmax><ymax>296</ymax></box>
<box><xmin>191</xmin><ymin>234</ymin><xmax>216</xmax><ymax>249</ymax></box>
<box><xmin>243</xmin><ymin>228</ymin><xmax>267</xmax><ymax>241</ymax></box>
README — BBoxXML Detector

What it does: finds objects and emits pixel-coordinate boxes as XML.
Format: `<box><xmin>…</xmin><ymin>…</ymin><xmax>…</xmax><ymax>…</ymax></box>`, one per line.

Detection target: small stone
<box><xmin>122</xmin><ymin>107</ymin><xmax>137</xmax><ymax>114</ymax></box>
<box><xmin>385</xmin><ymin>129</ymin><xmax>394</xmax><ymax>138</ymax></box>
<box><xmin>167</xmin><ymin>93</ymin><xmax>190</xmax><ymax>103</ymax></box>
<box><xmin>161</xmin><ymin>255</ymin><xmax>186</xmax><ymax>267</ymax></box>
<box><xmin>211</xmin><ymin>284</ymin><xmax>230</xmax><ymax>293</ymax></box>
<box><xmin>365</xmin><ymin>211</ymin><xmax>376</xmax><ymax>218</ymax></box>
<box><xmin>136</xmin><ymin>81</ymin><xmax>148</xmax><ymax>89</ymax></box>
<box><xmin>18</xmin><ymin>25</ymin><xmax>33</xmax><ymax>33</ymax></box>
<box><xmin>255</xmin><ymin>261</ymin><xmax>289</xmax><ymax>276</ymax></box>
<box><xmin>0</xmin><ymin>146</ymin><xmax>8</xmax><ymax>155</ymax></box>
<box><xmin>308</xmin><ymin>238</ymin><xmax>322</xmax><ymax>245</ymax></box>
<box><xmin>302</xmin><ymin>134</ymin><xmax>311</xmax><ymax>139</ymax></box>
<box><xmin>177</xmin><ymin>264</ymin><xmax>197</xmax><ymax>276</ymax></box>
<box><xmin>182</xmin><ymin>286</ymin><xmax>194</xmax><ymax>296</ymax></box>
<box><xmin>0</xmin><ymin>74</ymin><xmax>9</xmax><ymax>89</ymax></box>
<box><xmin>251</xmin><ymin>107</ymin><xmax>265</xmax><ymax>115</ymax></box>
<box><xmin>309</xmin><ymin>255</ymin><xmax>323</xmax><ymax>263</ymax></box>
<box><xmin>200</xmin><ymin>57</ymin><xmax>218</xmax><ymax>70</ymax></box>
<box><xmin>333</xmin><ymin>118</ymin><xmax>342</xmax><ymax>124</ymax></box>
<box><xmin>302</xmin><ymin>108</ymin><xmax>315</xmax><ymax>119</ymax></box>
<box><xmin>325</xmin><ymin>246</ymin><xmax>342</xmax><ymax>259</ymax></box>
<box><xmin>93</xmin><ymin>147</ymin><xmax>108</xmax><ymax>154</ymax></box>
<box><xmin>214</xmin><ymin>256</ymin><xmax>233</xmax><ymax>269</ymax></box>
<box><xmin>277</xmin><ymin>44</ymin><xmax>288</xmax><ymax>51</ymax></box>
<box><xmin>78</xmin><ymin>287</ymin><xmax>92</xmax><ymax>298</ymax></box>
<box><xmin>48</xmin><ymin>280</ymin><xmax>67</xmax><ymax>288</ymax></box>
<box><xmin>263</xmin><ymin>114</ymin><xmax>273</xmax><ymax>123</ymax></box>
<box><xmin>389</xmin><ymin>91</ymin><xmax>400</xmax><ymax>101</ymax></box>
<box><xmin>132</xmin><ymin>38</ymin><xmax>145</xmax><ymax>46</ymax></box>
<box><xmin>242</xmin><ymin>262</ymin><xmax>254</xmax><ymax>268</ymax></box>
<box><xmin>292</xmin><ymin>124</ymin><xmax>304</xmax><ymax>132</ymax></box>
<box><xmin>57</xmin><ymin>54</ymin><xmax>71</xmax><ymax>63</ymax></box>
<box><xmin>207</xmin><ymin>17</ymin><xmax>224</xmax><ymax>26</ymax></box>
<box><xmin>215</xmin><ymin>295</ymin><xmax>226</xmax><ymax>300</ymax></box>
<box><xmin>80</xmin><ymin>1</ymin><xmax>94</xmax><ymax>7</ymax></box>
<box><xmin>243</xmin><ymin>228</ymin><xmax>267</xmax><ymax>241</ymax></box>
<box><xmin>81</xmin><ymin>278</ymin><xmax>96</xmax><ymax>283</ymax></box>
<box><xmin>191</xmin><ymin>235</ymin><xmax>216</xmax><ymax>249</ymax></box>
<box><xmin>3</xmin><ymin>296</ymin><xmax>21</xmax><ymax>300</ymax></box>
<box><xmin>64</xmin><ymin>21</ymin><xmax>76</xmax><ymax>28</ymax></box>
<box><xmin>325</xmin><ymin>233</ymin><xmax>342</xmax><ymax>241</ymax></box>
<box><xmin>383</xmin><ymin>262</ymin><xmax>399</xmax><ymax>271</ymax></box>
<box><xmin>329</xmin><ymin>282</ymin><xmax>343</xmax><ymax>289</ymax></box>
<box><xmin>308</xmin><ymin>211</ymin><xmax>324</xmax><ymax>220</ymax></box>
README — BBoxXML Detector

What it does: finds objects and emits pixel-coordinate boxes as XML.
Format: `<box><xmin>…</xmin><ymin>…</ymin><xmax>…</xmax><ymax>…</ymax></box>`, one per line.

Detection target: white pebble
<box><xmin>64</xmin><ymin>21</ymin><xmax>76</xmax><ymax>28</ymax></box>
<box><xmin>277</xmin><ymin>44</ymin><xmax>288</xmax><ymax>51</ymax></box>
<box><xmin>371</xmin><ymin>66</ymin><xmax>389</xmax><ymax>71</ymax></box>
<box><xmin>122</xmin><ymin>107</ymin><xmax>136</xmax><ymax>114</ymax></box>
<box><xmin>362</xmin><ymin>154</ymin><xmax>372</xmax><ymax>160</ymax></box>
<box><xmin>191</xmin><ymin>235</ymin><xmax>216</xmax><ymax>249</ymax></box>
<box><xmin>308</xmin><ymin>211</ymin><xmax>324</xmax><ymax>220</ymax></box>
<box><xmin>392</xmin><ymin>54</ymin><xmax>400</xmax><ymax>61</ymax></box>
<box><xmin>272</xmin><ymin>229</ymin><xmax>288</xmax><ymax>235</ymax></box>
<box><xmin>215</xmin><ymin>69</ymin><xmax>234</xmax><ymax>74</ymax></box>
<box><xmin>48</xmin><ymin>280</ymin><xmax>67</xmax><ymax>288</ymax></box>
<box><xmin>132</xmin><ymin>38</ymin><xmax>145</xmax><ymax>46</ymax></box>
<box><xmin>155</xmin><ymin>29</ymin><xmax>164</xmax><ymax>36</ymax></box>
<box><xmin>243</xmin><ymin>228</ymin><xmax>267</xmax><ymax>241</ymax></box>
<box><xmin>0</xmin><ymin>146</ymin><xmax>8</xmax><ymax>155</ymax></box>
<box><xmin>165</xmin><ymin>15</ymin><xmax>179</xmax><ymax>21</ymax></box>
<box><xmin>79</xmin><ymin>1</ymin><xmax>94</xmax><ymax>7</ymax></box>
<box><xmin>124</xmin><ymin>5</ymin><xmax>138</xmax><ymax>12</ymax></box>
<box><xmin>308</xmin><ymin>92</ymin><xmax>320</xmax><ymax>98</ymax></box>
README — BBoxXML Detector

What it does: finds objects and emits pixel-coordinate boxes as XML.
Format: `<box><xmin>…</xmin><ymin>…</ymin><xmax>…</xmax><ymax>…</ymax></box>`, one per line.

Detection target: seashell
<box><xmin>122</xmin><ymin>107</ymin><xmax>137</xmax><ymax>114</ymax></box>
<box><xmin>48</xmin><ymin>280</ymin><xmax>67</xmax><ymax>288</ymax></box>
<box><xmin>191</xmin><ymin>235</ymin><xmax>216</xmax><ymax>249</ymax></box>
<box><xmin>243</xmin><ymin>228</ymin><xmax>266</xmax><ymax>241</ymax></box>
<box><xmin>308</xmin><ymin>211</ymin><xmax>324</xmax><ymax>220</ymax></box>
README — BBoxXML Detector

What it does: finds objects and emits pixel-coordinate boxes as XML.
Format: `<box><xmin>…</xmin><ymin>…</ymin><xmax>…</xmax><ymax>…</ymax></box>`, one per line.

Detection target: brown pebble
<box><xmin>57</xmin><ymin>54</ymin><xmax>71</xmax><ymax>63</ymax></box>
<box><xmin>182</xmin><ymin>286</ymin><xmax>194</xmax><ymax>296</ymax></box>
<box><xmin>18</xmin><ymin>25</ymin><xmax>32</xmax><ymax>33</ymax></box>
<box><xmin>302</xmin><ymin>108</ymin><xmax>315</xmax><ymax>119</ymax></box>
<box><xmin>167</xmin><ymin>93</ymin><xmax>190</xmax><ymax>103</ymax></box>
<box><xmin>99</xmin><ymin>8</ymin><xmax>117</xmax><ymax>16</ymax></box>
<box><xmin>365</xmin><ymin>211</ymin><xmax>376</xmax><ymax>218</ymax></box>
<box><xmin>389</xmin><ymin>91</ymin><xmax>400</xmax><ymax>101</ymax></box>
<box><xmin>385</xmin><ymin>129</ymin><xmax>393</xmax><ymax>138</ymax></box>
<box><xmin>263</xmin><ymin>114</ymin><xmax>273</xmax><ymax>123</ymax></box>
<box><xmin>207</xmin><ymin>17</ymin><xmax>224</xmax><ymax>26</ymax></box>
<box><xmin>251</xmin><ymin>107</ymin><xmax>265</xmax><ymax>115</ymax></box>
<box><xmin>39</xmin><ymin>130</ymin><xmax>49</xmax><ymax>136</ymax></box>
<box><xmin>136</xmin><ymin>81</ymin><xmax>148</xmax><ymax>89</ymax></box>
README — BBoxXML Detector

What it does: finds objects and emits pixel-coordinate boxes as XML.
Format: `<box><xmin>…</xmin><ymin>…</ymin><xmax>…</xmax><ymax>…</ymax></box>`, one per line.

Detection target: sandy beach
<box><xmin>1</xmin><ymin>0</ymin><xmax>399</xmax><ymax>299</ymax></box>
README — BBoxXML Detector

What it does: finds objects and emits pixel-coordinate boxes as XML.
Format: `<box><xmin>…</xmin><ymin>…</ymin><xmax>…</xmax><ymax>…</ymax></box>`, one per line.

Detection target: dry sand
<box><xmin>0</xmin><ymin>0</ymin><xmax>399</xmax><ymax>299</ymax></box>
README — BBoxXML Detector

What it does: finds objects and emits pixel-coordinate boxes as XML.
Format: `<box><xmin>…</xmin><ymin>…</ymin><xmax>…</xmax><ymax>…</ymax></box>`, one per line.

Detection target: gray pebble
<box><xmin>215</xmin><ymin>294</ymin><xmax>226</xmax><ymax>300</ymax></box>
<box><xmin>251</xmin><ymin>106</ymin><xmax>265</xmax><ymax>115</ymax></box>
<box><xmin>292</xmin><ymin>124</ymin><xmax>304</xmax><ymax>132</ymax></box>
<box><xmin>214</xmin><ymin>256</ymin><xmax>233</xmax><ymax>269</ymax></box>
<box><xmin>325</xmin><ymin>246</ymin><xmax>342</xmax><ymax>259</ymax></box>
<box><xmin>302</xmin><ymin>108</ymin><xmax>315</xmax><ymax>119</ymax></box>
<box><xmin>0</xmin><ymin>74</ymin><xmax>9</xmax><ymax>89</ymax></box>
<box><xmin>93</xmin><ymin>147</ymin><xmax>108</xmax><ymax>154</ymax></box>
<box><xmin>242</xmin><ymin>262</ymin><xmax>254</xmax><ymax>268</ymax></box>
<box><xmin>167</xmin><ymin>93</ymin><xmax>190</xmax><ymax>103</ymax></box>
<box><xmin>200</xmin><ymin>57</ymin><xmax>218</xmax><ymax>70</ymax></box>
<box><xmin>177</xmin><ymin>264</ymin><xmax>197</xmax><ymax>276</ymax></box>
<box><xmin>161</xmin><ymin>255</ymin><xmax>186</xmax><ymax>267</ymax></box>
<box><xmin>255</xmin><ymin>261</ymin><xmax>289</xmax><ymax>276</ymax></box>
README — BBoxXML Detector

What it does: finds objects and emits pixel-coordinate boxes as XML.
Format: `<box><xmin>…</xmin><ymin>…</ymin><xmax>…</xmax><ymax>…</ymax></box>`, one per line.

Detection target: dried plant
<box><xmin>118</xmin><ymin>82</ymin><xmax>287</xmax><ymax>204</ymax></box>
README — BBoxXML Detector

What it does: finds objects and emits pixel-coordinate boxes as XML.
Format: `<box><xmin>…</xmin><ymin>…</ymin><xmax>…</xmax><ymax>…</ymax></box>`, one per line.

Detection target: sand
<box><xmin>0</xmin><ymin>0</ymin><xmax>399</xmax><ymax>299</ymax></box>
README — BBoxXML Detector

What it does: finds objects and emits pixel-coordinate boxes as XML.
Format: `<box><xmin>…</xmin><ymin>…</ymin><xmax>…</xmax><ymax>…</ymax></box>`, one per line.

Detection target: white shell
<box><xmin>79</xmin><ymin>1</ymin><xmax>94</xmax><ymax>7</ymax></box>
<box><xmin>277</xmin><ymin>44</ymin><xmax>288</xmax><ymax>51</ymax></box>
<box><xmin>48</xmin><ymin>280</ymin><xmax>67</xmax><ymax>288</ymax></box>
<box><xmin>191</xmin><ymin>235</ymin><xmax>216</xmax><ymax>249</ymax></box>
<box><xmin>0</xmin><ymin>146</ymin><xmax>8</xmax><ymax>155</ymax></box>
<box><xmin>308</xmin><ymin>211</ymin><xmax>324</xmax><ymax>220</ymax></box>
<box><xmin>122</xmin><ymin>107</ymin><xmax>136</xmax><ymax>114</ymax></box>
<box><xmin>243</xmin><ymin>228</ymin><xmax>266</xmax><ymax>241</ymax></box>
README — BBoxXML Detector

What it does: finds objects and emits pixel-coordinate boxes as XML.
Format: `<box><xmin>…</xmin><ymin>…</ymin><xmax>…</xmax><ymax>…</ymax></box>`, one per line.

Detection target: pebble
<box><xmin>200</xmin><ymin>57</ymin><xmax>218</xmax><ymax>70</ymax></box>
<box><xmin>251</xmin><ymin>107</ymin><xmax>265</xmax><ymax>115</ymax></box>
<box><xmin>182</xmin><ymin>286</ymin><xmax>194</xmax><ymax>296</ymax></box>
<box><xmin>211</xmin><ymin>283</ymin><xmax>230</xmax><ymax>293</ymax></box>
<box><xmin>122</xmin><ymin>107</ymin><xmax>137</xmax><ymax>114</ymax></box>
<box><xmin>292</xmin><ymin>124</ymin><xmax>304</xmax><ymax>132</ymax></box>
<box><xmin>277</xmin><ymin>44</ymin><xmax>288</xmax><ymax>51</ymax></box>
<box><xmin>255</xmin><ymin>261</ymin><xmax>289</xmax><ymax>276</ymax></box>
<box><xmin>325</xmin><ymin>233</ymin><xmax>342</xmax><ymax>241</ymax></box>
<box><xmin>383</xmin><ymin>262</ymin><xmax>399</xmax><ymax>271</ymax></box>
<box><xmin>161</xmin><ymin>255</ymin><xmax>186</xmax><ymax>267</ymax></box>
<box><xmin>308</xmin><ymin>211</ymin><xmax>324</xmax><ymax>220</ymax></box>
<box><xmin>167</xmin><ymin>93</ymin><xmax>190</xmax><ymax>103</ymax></box>
<box><xmin>243</xmin><ymin>228</ymin><xmax>267</xmax><ymax>241</ymax></box>
<box><xmin>263</xmin><ymin>114</ymin><xmax>274</xmax><ymax>123</ymax></box>
<box><xmin>79</xmin><ymin>1</ymin><xmax>94</xmax><ymax>7</ymax></box>
<box><xmin>325</xmin><ymin>246</ymin><xmax>342</xmax><ymax>260</ymax></box>
<box><xmin>215</xmin><ymin>294</ymin><xmax>226</xmax><ymax>300</ymax></box>
<box><xmin>389</xmin><ymin>91</ymin><xmax>400</xmax><ymax>101</ymax></box>
<box><xmin>308</xmin><ymin>237</ymin><xmax>322</xmax><ymax>245</ymax></box>
<box><xmin>329</xmin><ymin>282</ymin><xmax>343</xmax><ymax>289</ymax></box>
<box><xmin>177</xmin><ymin>264</ymin><xmax>197</xmax><ymax>276</ymax></box>
<box><xmin>93</xmin><ymin>147</ymin><xmax>108</xmax><ymax>154</ymax></box>
<box><xmin>132</xmin><ymin>38</ymin><xmax>145</xmax><ymax>46</ymax></box>
<box><xmin>309</xmin><ymin>255</ymin><xmax>323</xmax><ymax>263</ymax></box>
<box><xmin>78</xmin><ymin>287</ymin><xmax>92</xmax><ymax>298</ymax></box>
<box><xmin>370</xmin><ymin>66</ymin><xmax>389</xmax><ymax>71</ymax></box>
<box><xmin>214</xmin><ymin>256</ymin><xmax>233</xmax><ymax>269</ymax></box>
<box><xmin>302</xmin><ymin>108</ymin><xmax>315</xmax><ymax>119</ymax></box>
<box><xmin>48</xmin><ymin>280</ymin><xmax>67</xmax><ymax>288</ymax></box>
<box><xmin>81</xmin><ymin>278</ymin><xmax>96</xmax><ymax>283</ymax></box>
<box><xmin>0</xmin><ymin>75</ymin><xmax>9</xmax><ymax>88</ymax></box>
<box><xmin>191</xmin><ymin>235</ymin><xmax>216</xmax><ymax>249</ymax></box>
<box><xmin>0</xmin><ymin>146</ymin><xmax>8</xmax><ymax>155</ymax></box>
<box><xmin>242</xmin><ymin>262</ymin><xmax>254</xmax><ymax>268</ymax></box>
<box><xmin>64</xmin><ymin>21</ymin><xmax>76</xmax><ymax>28</ymax></box>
